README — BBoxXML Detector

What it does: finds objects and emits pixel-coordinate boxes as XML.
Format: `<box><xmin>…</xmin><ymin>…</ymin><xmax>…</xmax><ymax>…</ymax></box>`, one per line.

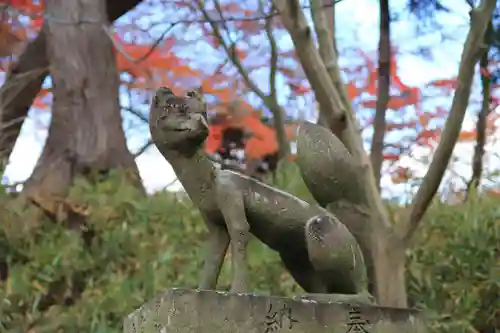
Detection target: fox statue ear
<box><xmin>185</xmin><ymin>86</ymin><xmax>208</xmax><ymax>121</ymax></box>
<box><xmin>195</xmin><ymin>86</ymin><xmax>203</xmax><ymax>95</ymax></box>
<box><xmin>186</xmin><ymin>86</ymin><xmax>203</xmax><ymax>98</ymax></box>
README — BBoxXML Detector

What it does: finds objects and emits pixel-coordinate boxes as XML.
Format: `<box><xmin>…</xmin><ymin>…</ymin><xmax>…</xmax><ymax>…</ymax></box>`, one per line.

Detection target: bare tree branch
<box><xmin>273</xmin><ymin>0</ymin><xmax>347</xmax><ymax>137</ymax></box>
<box><xmin>133</xmin><ymin>139</ymin><xmax>153</xmax><ymax>158</ymax></box>
<box><xmin>323</xmin><ymin>0</ymin><xmax>337</xmax><ymax>56</ymax></box>
<box><xmin>171</xmin><ymin>1</ymin><xmax>346</xmax><ymax>25</ymax></box>
<box><xmin>196</xmin><ymin>0</ymin><xmax>289</xmax><ymax>157</ymax></box>
<box><xmin>370</xmin><ymin>0</ymin><xmax>391</xmax><ymax>190</ymax></box>
<box><xmin>398</xmin><ymin>0</ymin><xmax>497</xmax><ymax>244</ymax></box>
<box><xmin>121</xmin><ymin>106</ymin><xmax>149</xmax><ymax>123</ymax></box>
<box><xmin>262</xmin><ymin>1</ymin><xmax>289</xmax><ymax>158</ymax></box>
<box><xmin>309</xmin><ymin>0</ymin><xmax>350</xmax><ymax>129</ymax></box>
<box><xmin>466</xmin><ymin>20</ymin><xmax>494</xmax><ymax>199</ymax></box>
<box><xmin>264</xmin><ymin>3</ymin><xmax>278</xmax><ymax>100</ymax></box>
<box><xmin>196</xmin><ymin>0</ymin><xmax>267</xmax><ymax>101</ymax></box>
<box><xmin>0</xmin><ymin>32</ymin><xmax>50</xmax><ymax>164</ymax></box>
<box><xmin>102</xmin><ymin>23</ymin><xmax>177</xmax><ymax>64</ymax></box>
<box><xmin>163</xmin><ymin>177</ymin><xmax>179</xmax><ymax>190</ymax></box>
<box><xmin>309</xmin><ymin>0</ymin><xmax>349</xmax><ymax>110</ymax></box>
<box><xmin>0</xmin><ymin>0</ymin><xmax>341</xmax><ymax>167</ymax></box>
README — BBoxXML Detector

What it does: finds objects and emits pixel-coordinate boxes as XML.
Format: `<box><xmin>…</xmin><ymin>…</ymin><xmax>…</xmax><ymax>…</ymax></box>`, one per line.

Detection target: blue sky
<box><xmin>2</xmin><ymin>0</ymin><xmax>499</xmax><ymax>201</ymax></box>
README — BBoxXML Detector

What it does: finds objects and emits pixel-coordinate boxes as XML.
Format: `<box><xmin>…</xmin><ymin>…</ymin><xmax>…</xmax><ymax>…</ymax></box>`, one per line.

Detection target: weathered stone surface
<box><xmin>124</xmin><ymin>289</ymin><xmax>427</xmax><ymax>333</ymax></box>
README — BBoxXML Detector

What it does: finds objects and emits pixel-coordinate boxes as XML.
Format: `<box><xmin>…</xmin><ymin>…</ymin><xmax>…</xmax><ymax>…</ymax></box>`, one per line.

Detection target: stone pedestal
<box><xmin>124</xmin><ymin>289</ymin><xmax>427</xmax><ymax>333</ymax></box>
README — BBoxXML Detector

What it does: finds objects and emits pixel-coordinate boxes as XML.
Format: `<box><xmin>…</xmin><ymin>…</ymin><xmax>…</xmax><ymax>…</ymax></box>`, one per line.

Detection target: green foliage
<box><xmin>407</xmin><ymin>196</ymin><xmax>500</xmax><ymax>332</ymax></box>
<box><xmin>269</xmin><ymin>160</ymin><xmax>316</xmax><ymax>203</ymax></box>
<box><xmin>0</xmin><ymin>174</ymin><xmax>300</xmax><ymax>333</ymax></box>
<box><xmin>0</xmin><ymin>171</ymin><xmax>498</xmax><ymax>332</ymax></box>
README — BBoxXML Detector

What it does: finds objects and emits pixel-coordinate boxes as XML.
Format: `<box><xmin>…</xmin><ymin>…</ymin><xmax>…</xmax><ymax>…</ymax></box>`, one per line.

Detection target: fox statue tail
<box><xmin>304</xmin><ymin>214</ymin><xmax>367</xmax><ymax>295</ymax></box>
<box><xmin>295</xmin><ymin>121</ymin><xmax>375</xmax><ymax>295</ymax></box>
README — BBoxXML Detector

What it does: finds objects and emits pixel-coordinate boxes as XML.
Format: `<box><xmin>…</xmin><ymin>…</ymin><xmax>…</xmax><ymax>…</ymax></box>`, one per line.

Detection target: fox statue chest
<box><xmin>178</xmin><ymin>167</ymin><xmax>219</xmax><ymax>213</ymax></box>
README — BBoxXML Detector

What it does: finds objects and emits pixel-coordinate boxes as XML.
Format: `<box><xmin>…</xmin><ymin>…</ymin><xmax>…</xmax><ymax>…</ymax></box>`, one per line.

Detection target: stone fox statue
<box><xmin>149</xmin><ymin>86</ymin><xmax>368</xmax><ymax>298</ymax></box>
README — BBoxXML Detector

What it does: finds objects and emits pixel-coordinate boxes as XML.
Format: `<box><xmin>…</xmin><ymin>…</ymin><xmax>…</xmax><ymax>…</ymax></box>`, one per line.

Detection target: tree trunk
<box><xmin>0</xmin><ymin>0</ymin><xmax>142</xmax><ymax>166</ymax></box>
<box><xmin>371</xmin><ymin>232</ymin><xmax>408</xmax><ymax>307</ymax></box>
<box><xmin>267</xmin><ymin>99</ymin><xmax>289</xmax><ymax>160</ymax></box>
<box><xmin>370</xmin><ymin>0</ymin><xmax>391</xmax><ymax>191</ymax></box>
<box><xmin>22</xmin><ymin>0</ymin><xmax>142</xmax><ymax>213</ymax></box>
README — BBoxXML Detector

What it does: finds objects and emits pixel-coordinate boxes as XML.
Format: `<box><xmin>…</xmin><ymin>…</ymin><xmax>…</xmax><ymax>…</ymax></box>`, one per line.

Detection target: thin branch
<box><xmin>398</xmin><ymin>0</ymin><xmax>497</xmax><ymax>244</ymax></box>
<box><xmin>261</xmin><ymin>1</ymin><xmax>289</xmax><ymax>158</ymax></box>
<box><xmin>197</xmin><ymin>0</ymin><xmax>290</xmax><ymax>160</ymax></box>
<box><xmin>370</xmin><ymin>0</ymin><xmax>391</xmax><ymax>191</ymax></box>
<box><xmin>309</xmin><ymin>0</ymin><xmax>345</xmax><ymax>129</ymax></box>
<box><xmin>163</xmin><ymin>177</ymin><xmax>179</xmax><ymax>190</ymax></box>
<box><xmin>102</xmin><ymin>23</ymin><xmax>177</xmax><ymax>64</ymax></box>
<box><xmin>8</xmin><ymin>0</ymin><xmax>344</xmax><ymax>26</ymax></box>
<box><xmin>0</xmin><ymin>114</ymin><xmax>27</xmax><ymax>131</ymax></box>
<box><xmin>0</xmin><ymin>63</ymin><xmax>49</xmax><ymax>162</ymax></box>
<box><xmin>272</xmin><ymin>0</ymin><xmax>346</xmax><ymax>135</ymax></box>
<box><xmin>2</xmin><ymin>0</ymin><xmax>344</xmax><ymax>71</ymax></box>
<box><xmin>170</xmin><ymin>1</ymin><xmax>346</xmax><ymax>25</ymax></box>
<box><xmin>466</xmin><ymin>20</ymin><xmax>494</xmax><ymax>199</ymax></box>
<box><xmin>121</xmin><ymin>106</ymin><xmax>149</xmax><ymax>123</ymax></box>
<box><xmin>324</xmin><ymin>0</ymin><xmax>337</xmax><ymax>56</ymax></box>
<box><xmin>0</xmin><ymin>114</ymin><xmax>27</xmax><ymax>163</ymax></box>
<box><xmin>195</xmin><ymin>0</ymin><xmax>267</xmax><ymax>101</ymax></box>
<box><xmin>133</xmin><ymin>139</ymin><xmax>153</xmax><ymax>158</ymax></box>
<box><xmin>212</xmin><ymin>0</ymin><xmax>232</xmax><ymax>34</ymax></box>
<box><xmin>309</xmin><ymin>0</ymin><xmax>350</xmax><ymax>111</ymax></box>
<box><xmin>1</xmin><ymin>67</ymin><xmax>49</xmax><ymax>109</ymax></box>
<box><xmin>264</xmin><ymin>3</ymin><xmax>278</xmax><ymax>100</ymax></box>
